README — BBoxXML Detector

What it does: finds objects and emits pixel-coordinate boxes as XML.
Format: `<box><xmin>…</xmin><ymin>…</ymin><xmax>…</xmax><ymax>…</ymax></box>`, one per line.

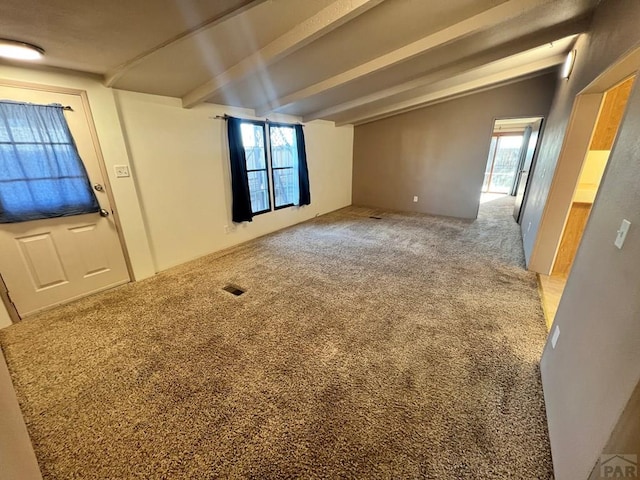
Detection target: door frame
<box><xmin>528</xmin><ymin>45</ymin><xmax>640</xmax><ymax>273</ymax></box>
<box><xmin>0</xmin><ymin>80</ymin><xmax>133</xmax><ymax>320</ymax></box>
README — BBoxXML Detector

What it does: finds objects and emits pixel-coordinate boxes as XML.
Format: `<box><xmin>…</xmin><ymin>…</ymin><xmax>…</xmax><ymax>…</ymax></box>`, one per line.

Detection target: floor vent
<box><xmin>222</xmin><ymin>284</ymin><xmax>245</xmax><ymax>296</ymax></box>
<box><xmin>369</xmin><ymin>216</ymin><xmax>382</xmax><ymax>220</ymax></box>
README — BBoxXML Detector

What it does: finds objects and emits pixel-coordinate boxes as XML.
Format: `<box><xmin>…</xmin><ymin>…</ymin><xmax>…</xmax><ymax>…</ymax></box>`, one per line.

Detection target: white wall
<box><xmin>113</xmin><ymin>90</ymin><xmax>353</xmax><ymax>272</ymax></box>
<box><xmin>0</xmin><ymin>350</ymin><xmax>42</xmax><ymax>479</ymax></box>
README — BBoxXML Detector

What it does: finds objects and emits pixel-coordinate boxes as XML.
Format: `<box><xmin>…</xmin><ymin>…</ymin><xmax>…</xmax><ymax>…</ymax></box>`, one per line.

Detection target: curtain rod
<box><xmin>0</xmin><ymin>100</ymin><xmax>73</xmax><ymax>111</ymax></box>
<box><xmin>211</xmin><ymin>113</ymin><xmax>304</xmax><ymax>126</ymax></box>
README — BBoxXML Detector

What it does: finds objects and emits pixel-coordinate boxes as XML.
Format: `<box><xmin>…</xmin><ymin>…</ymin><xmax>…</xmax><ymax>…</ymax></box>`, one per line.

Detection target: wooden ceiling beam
<box><xmin>335</xmin><ymin>54</ymin><xmax>566</xmax><ymax>126</ymax></box>
<box><xmin>302</xmin><ymin>19</ymin><xmax>589</xmax><ymax>121</ymax></box>
<box><xmin>105</xmin><ymin>0</ymin><xmax>267</xmax><ymax>88</ymax></box>
<box><xmin>254</xmin><ymin>0</ymin><xmax>554</xmax><ymax>117</ymax></box>
<box><xmin>181</xmin><ymin>0</ymin><xmax>384</xmax><ymax>109</ymax></box>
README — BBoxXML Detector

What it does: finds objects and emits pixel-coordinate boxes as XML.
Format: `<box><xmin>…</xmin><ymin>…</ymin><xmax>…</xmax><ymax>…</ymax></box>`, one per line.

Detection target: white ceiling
<box><xmin>1</xmin><ymin>0</ymin><xmax>598</xmax><ymax>125</ymax></box>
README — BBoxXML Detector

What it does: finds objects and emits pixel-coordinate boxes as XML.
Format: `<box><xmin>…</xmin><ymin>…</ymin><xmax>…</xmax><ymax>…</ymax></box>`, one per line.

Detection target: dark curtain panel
<box><xmin>295</xmin><ymin>124</ymin><xmax>311</xmax><ymax>206</ymax></box>
<box><xmin>0</xmin><ymin>102</ymin><xmax>99</xmax><ymax>223</ymax></box>
<box><xmin>227</xmin><ymin>117</ymin><xmax>253</xmax><ymax>223</ymax></box>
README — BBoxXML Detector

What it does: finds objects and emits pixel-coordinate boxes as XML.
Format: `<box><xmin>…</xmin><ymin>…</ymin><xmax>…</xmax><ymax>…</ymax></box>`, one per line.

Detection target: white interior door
<box><xmin>0</xmin><ymin>85</ymin><xmax>129</xmax><ymax>317</ymax></box>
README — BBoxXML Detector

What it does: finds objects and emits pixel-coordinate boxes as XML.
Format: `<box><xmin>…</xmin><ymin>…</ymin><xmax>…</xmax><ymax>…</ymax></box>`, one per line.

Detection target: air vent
<box><xmin>222</xmin><ymin>284</ymin><xmax>245</xmax><ymax>296</ymax></box>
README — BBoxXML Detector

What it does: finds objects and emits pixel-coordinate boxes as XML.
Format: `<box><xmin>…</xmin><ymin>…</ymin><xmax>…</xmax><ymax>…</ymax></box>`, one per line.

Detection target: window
<box><xmin>0</xmin><ymin>102</ymin><xmax>99</xmax><ymax>223</ymax></box>
<box><xmin>240</xmin><ymin>122</ymin><xmax>270</xmax><ymax>214</ymax></box>
<box><xmin>270</xmin><ymin>124</ymin><xmax>298</xmax><ymax>209</ymax></box>
<box><xmin>227</xmin><ymin>116</ymin><xmax>309</xmax><ymax>223</ymax></box>
<box><xmin>237</xmin><ymin>120</ymin><xmax>305</xmax><ymax>215</ymax></box>
<box><xmin>482</xmin><ymin>134</ymin><xmax>524</xmax><ymax>194</ymax></box>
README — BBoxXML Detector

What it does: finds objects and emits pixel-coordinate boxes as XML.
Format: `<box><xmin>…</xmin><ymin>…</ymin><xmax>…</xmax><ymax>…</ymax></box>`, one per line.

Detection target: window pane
<box><xmin>270</xmin><ymin>126</ymin><xmax>296</xmax><ymax>168</ymax></box>
<box><xmin>0</xmin><ymin>143</ymin><xmax>83</xmax><ymax>180</ymax></box>
<box><xmin>482</xmin><ymin>136</ymin><xmax>498</xmax><ymax>192</ymax></box>
<box><xmin>247</xmin><ymin>170</ymin><xmax>269</xmax><ymax>213</ymax></box>
<box><xmin>270</xmin><ymin>126</ymin><xmax>299</xmax><ymax>208</ymax></box>
<box><xmin>489</xmin><ymin>135</ymin><xmax>523</xmax><ymax>193</ymax></box>
<box><xmin>273</xmin><ymin>167</ymin><xmax>298</xmax><ymax>207</ymax></box>
<box><xmin>240</xmin><ymin>122</ymin><xmax>270</xmax><ymax>213</ymax></box>
<box><xmin>0</xmin><ymin>103</ymin><xmax>99</xmax><ymax>223</ymax></box>
<box><xmin>241</xmin><ymin>123</ymin><xmax>266</xmax><ymax>170</ymax></box>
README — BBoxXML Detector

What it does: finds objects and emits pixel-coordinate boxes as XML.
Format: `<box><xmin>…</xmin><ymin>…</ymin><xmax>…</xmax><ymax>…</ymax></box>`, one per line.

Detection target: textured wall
<box><xmin>520</xmin><ymin>0</ymin><xmax>640</xmax><ymax>266</ymax></box>
<box><xmin>541</xmin><ymin>78</ymin><xmax>640</xmax><ymax>480</ymax></box>
<box><xmin>533</xmin><ymin>1</ymin><xmax>640</xmax><ymax>479</ymax></box>
<box><xmin>351</xmin><ymin>74</ymin><xmax>556</xmax><ymax>219</ymax></box>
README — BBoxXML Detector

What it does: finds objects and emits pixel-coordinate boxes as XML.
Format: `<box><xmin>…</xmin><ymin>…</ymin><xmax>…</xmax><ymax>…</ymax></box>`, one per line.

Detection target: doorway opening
<box><xmin>480</xmin><ymin>117</ymin><xmax>544</xmax><ymax>215</ymax></box>
<box><xmin>538</xmin><ymin>75</ymin><xmax>636</xmax><ymax>329</ymax></box>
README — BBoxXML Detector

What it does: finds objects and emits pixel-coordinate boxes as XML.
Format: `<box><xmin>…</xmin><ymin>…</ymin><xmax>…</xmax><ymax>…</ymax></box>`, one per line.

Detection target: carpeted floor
<box><xmin>0</xmin><ymin>196</ymin><xmax>553</xmax><ymax>479</ymax></box>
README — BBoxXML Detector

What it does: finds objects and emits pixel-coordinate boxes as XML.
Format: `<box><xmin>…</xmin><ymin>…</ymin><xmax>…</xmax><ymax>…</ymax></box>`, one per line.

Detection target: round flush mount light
<box><xmin>0</xmin><ymin>39</ymin><xmax>45</xmax><ymax>61</ymax></box>
<box><xmin>561</xmin><ymin>49</ymin><xmax>576</xmax><ymax>80</ymax></box>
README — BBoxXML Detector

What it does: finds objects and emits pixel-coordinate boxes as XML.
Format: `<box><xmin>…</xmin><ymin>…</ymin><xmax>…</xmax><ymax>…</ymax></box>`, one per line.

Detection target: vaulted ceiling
<box><xmin>2</xmin><ymin>0</ymin><xmax>598</xmax><ymax>125</ymax></box>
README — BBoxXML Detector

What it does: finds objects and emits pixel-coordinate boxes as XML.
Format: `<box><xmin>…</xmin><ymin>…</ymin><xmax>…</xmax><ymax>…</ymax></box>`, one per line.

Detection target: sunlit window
<box><xmin>239</xmin><ymin>121</ymin><xmax>301</xmax><ymax>214</ymax></box>
<box><xmin>0</xmin><ymin>102</ymin><xmax>99</xmax><ymax>223</ymax></box>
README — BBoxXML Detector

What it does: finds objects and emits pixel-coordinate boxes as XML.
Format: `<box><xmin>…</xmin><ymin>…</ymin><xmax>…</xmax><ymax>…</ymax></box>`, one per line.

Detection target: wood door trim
<box><xmin>0</xmin><ymin>79</ymin><xmax>134</xmax><ymax>282</ymax></box>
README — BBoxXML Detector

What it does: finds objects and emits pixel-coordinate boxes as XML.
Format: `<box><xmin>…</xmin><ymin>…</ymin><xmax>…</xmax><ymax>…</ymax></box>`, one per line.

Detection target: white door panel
<box><xmin>0</xmin><ymin>85</ymin><xmax>129</xmax><ymax>317</ymax></box>
<box><xmin>16</xmin><ymin>231</ymin><xmax>69</xmax><ymax>290</ymax></box>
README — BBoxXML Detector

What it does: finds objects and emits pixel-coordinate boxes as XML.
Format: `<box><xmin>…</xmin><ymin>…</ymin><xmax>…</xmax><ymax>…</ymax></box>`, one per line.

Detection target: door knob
<box><xmin>99</xmin><ymin>208</ymin><xmax>110</xmax><ymax>217</ymax></box>
<box><xmin>94</xmin><ymin>184</ymin><xmax>104</xmax><ymax>192</ymax></box>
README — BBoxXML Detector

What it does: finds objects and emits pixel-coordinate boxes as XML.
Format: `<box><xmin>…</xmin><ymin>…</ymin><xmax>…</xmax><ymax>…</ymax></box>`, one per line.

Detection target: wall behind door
<box><xmin>352</xmin><ymin>73</ymin><xmax>556</xmax><ymax>219</ymax></box>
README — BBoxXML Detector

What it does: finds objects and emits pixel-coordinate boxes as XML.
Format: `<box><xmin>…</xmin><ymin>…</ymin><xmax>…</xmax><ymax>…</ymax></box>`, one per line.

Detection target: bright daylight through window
<box><xmin>240</xmin><ymin>121</ymin><xmax>300</xmax><ymax>214</ymax></box>
<box><xmin>482</xmin><ymin>134</ymin><xmax>524</xmax><ymax>194</ymax></box>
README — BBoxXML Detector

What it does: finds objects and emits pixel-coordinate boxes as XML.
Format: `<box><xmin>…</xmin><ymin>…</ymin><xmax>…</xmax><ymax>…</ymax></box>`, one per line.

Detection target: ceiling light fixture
<box><xmin>561</xmin><ymin>49</ymin><xmax>576</xmax><ymax>79</ymax></box>
<box><xmin>0</xmin><ymin>39</ymin><xmax>44</xmax><ymax>61</ymax></box>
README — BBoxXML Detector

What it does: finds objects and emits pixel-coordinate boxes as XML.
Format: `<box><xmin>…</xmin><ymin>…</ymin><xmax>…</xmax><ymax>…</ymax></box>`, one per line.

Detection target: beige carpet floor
<box><xmin>0</xmin><ymin>196</ymin><xmax>553</xmax><ymax>479</ymax></box>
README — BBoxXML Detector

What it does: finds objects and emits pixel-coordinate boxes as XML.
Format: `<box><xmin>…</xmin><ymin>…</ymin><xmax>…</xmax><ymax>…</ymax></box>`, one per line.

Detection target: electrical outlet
<box><xmin>224</xmin><ymin>225</ymin><xmax>236</xmax><ymax>234</ymax></box>
<box><xmin>614</xmin><ymin>219</ymin><xmax>631</xmax><ymax>249</ymax></box>
<box><xmin>413</xmin><ymin>196</ymin><xmax>418</xmax><ymax>203</ymax></box>
<box><xmin>114</xmin><ymin>165</ymin><xmax>130</xmax><ymax>178</ymax></box>
<box><xmin>551</xmin><ymin>325</ymin><xmax>560</xmax><ymax>349</ymax></box>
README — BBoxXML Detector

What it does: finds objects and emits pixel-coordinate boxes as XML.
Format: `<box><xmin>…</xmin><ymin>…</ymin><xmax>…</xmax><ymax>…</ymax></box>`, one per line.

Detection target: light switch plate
<box><xmin>614</xmin><ymin>219</ymin><xmax>631</xmax><ymax>249</ymax></box>
<box><xmin>114</xmin><ymin>165</ymin><xmax>130</xmax><ymax>178</ymax></box>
